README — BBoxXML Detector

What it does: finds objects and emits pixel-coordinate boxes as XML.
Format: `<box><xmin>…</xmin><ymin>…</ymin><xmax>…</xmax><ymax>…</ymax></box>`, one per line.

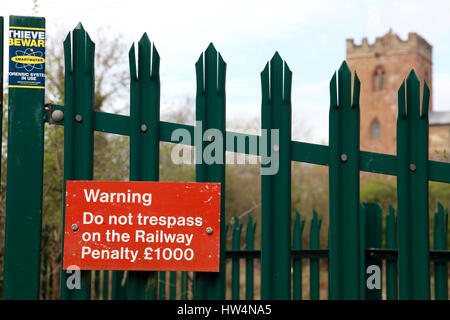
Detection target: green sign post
<box><xmin>3</xmin><ymin>15</ymin><xmax>46</xmax><ymax>299</ymax></box>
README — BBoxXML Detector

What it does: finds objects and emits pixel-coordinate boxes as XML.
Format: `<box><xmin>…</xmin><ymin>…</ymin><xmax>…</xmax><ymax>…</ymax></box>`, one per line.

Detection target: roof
<box><xmin>429</xmin><ymin>111</ymin><xmax>450</xmax><ymax>125</ymax></box>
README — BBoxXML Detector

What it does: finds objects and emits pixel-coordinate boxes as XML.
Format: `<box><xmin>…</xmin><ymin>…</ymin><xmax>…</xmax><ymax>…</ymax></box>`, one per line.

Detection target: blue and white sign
<box><xmin>9</xmin><ymin>26</ymin><xmax>45</xmax><ymax>89</ymax></box>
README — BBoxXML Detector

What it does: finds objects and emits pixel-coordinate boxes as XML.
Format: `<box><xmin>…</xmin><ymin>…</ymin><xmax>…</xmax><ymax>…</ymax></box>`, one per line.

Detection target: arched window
<box><xmin>371</xmin><ymin>118</ymin><xmax>381</xmax><ymax>140</ymax></box>
<box><xmin>373</xmin><ymin>67</ymin><xmax>386</xmax><ymax>91</ymax></box>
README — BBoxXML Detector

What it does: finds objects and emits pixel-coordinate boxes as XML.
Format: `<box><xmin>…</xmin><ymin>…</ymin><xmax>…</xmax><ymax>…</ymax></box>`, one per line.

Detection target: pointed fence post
<box><xmin>231</xmin><ymin>216</ymin><xmax>243</xmax><ymax>300</ymax></box>
<box><xmin>60</xmin><ymin>23</ymin><xmax>95</xmax><ymax>300</ymax></box>
<box><xmin>359</xmin><ymin>203</ymin><xmax>366</xmax><ymax>300</ymax></box>
<box><xmin>433</xmin><ymin>202</ymin><xmax>448</xmax><ymax>300</ymax></box>
<box><xmin>328</xmin><ymin>62</ymin><xmax>361</xmax><ymax>299</ymax></box>
<box><xmin>260</xmin><ymin>52</ymin><xmax>292</xmax><ymax>300</ymax></box>
<box><xmin>127</xmin><ymin>33</ymin><xmax>161</xmax><ymax>300</ymax></box>
<box><xmin>310</xmin><ymin>209</ymin><xmax>322</xmax><ymax>300</ymax></box>
<box><xmin>194</xmin><ymin>43</ymin><xmax>227</xmax><ymax>299</ymax></box>
<box><xmin>385</xmin><ymin>205</ymin><xmax>398</xmax><ymax>300</ymax></box>
<box><xmin>159</xmin><ymin>271</ymin><xmax>166</xmax><ymax>300</ymax></box>
<box><xmin>181</xmin><ymin>272</ymin><xmax>189</xmax><ymax>300</ymax></box>
<box><xmin>102</xmin><ymin>271</ymin><xmax>109</xmax><ymax>300</ymax></box>
<box><xmin>327</xmin><ymin>227</ymin><xmax>330</xmax><ymax>300</ymax></box>
<box><xmin>169</xmin><ymin>272</ymin><xmax>177</xmax><ymax>300</ymax></box>
<box><xmin>396</xmin><ymin>71</ymin><xmax>430</xmax><ymax>299</ymax></box>
<box><xmin>292</xmin><ymin>210</ymin><xmax>305</xmax><ymax>300</ymax></box>
<box><xmin>245</xmin><ymin>215</ymin><xmax>257</xmax><ymax>300</ymax></box>
<box><xmin>111</xmin><ymin>272</ymin><xmax>126</xmax><ymax>300</ymax></box>
<box><xmin>361</xmin><ymin>203</ymin><xmax>382</xmax><ymax>300</ymax></box>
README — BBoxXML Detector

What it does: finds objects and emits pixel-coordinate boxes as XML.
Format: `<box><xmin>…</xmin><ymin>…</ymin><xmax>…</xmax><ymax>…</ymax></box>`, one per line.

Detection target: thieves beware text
<box><xmin>63</xmin><ymin>181</ymin><xmax>221</xmax><ymax>272</ymax></box>
<box><xmin>8</xmin><ymin>26</ymin><xmax>45</xmax><ymax>89</ymax></box>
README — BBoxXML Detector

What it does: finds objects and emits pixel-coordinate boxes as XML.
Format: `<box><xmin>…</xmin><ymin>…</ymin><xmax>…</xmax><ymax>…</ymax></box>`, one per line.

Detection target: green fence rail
<box><xmin>2</xmin><ymin>17</ymin><xmax>450</xmax><ymax>300</ymax></box>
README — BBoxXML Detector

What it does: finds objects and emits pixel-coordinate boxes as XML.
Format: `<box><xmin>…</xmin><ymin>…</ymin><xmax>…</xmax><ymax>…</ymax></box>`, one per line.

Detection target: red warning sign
<box><xmin>63</xmin><ymin>181</ymin><xmax>221</xmax><ymax>272</ymax></box>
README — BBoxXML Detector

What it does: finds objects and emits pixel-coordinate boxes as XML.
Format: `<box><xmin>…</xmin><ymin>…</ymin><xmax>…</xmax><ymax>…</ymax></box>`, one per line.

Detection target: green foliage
<box><xmin>430</xmin><ymin>181</ymin><xmax>450</xmax><ymax>213</ymax></box>
<box><xmin>93</xmin><ymin>132</ymin><xmax>129</xmax><ymax>181</ymax></box>
<box><xmin>360</xmin><ymin>176</ymin><xmax>397</xmax><ymax>211</ymax></box>
<box><xmin>432</xmin><ymin>148</ymin><xmax>448</xmax><ymax>162</ymax></box>
<box><xmin>360</xmin><ymin>175</ymin><xmax>450</xmax><ymax>215</ymax></box>
<box><xmin>42</xmin><ymin>125</ymin><xmax>64</xmax><ymax>228</ymax></box>
<box><xmin>159</xmin><ymin>143</ymin><xmax>195</xmax><ymax>183</ymax></box>
<box><xmin>291</xmin><ymin>163</ymin><xmax>329</xmax><ymax>248</ymax></box>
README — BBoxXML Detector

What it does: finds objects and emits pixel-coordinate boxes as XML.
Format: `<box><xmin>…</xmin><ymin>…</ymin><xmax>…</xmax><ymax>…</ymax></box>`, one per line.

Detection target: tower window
<box><xmin>373</xmin><ymin>67</ymin><xmax>385</xmax><ymax>91</ymax></box>
<box><xmin>371</xmin><ymin>118</ymin><xmax>381</xmax><ymax>140</ymax></box>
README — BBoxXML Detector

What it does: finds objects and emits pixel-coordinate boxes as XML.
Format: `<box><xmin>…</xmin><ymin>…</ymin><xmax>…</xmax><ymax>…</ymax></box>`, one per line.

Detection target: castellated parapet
<box><xmin>346</xmin><ymin>30</ymin><xmax>432</xmax><ymax>62</ymax></box>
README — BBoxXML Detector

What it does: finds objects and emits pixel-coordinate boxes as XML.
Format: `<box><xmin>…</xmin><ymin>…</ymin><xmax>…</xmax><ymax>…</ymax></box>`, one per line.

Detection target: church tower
<box><xmin>346</xmin><ymin>30</ymin><xmax>432</xmax><ymax>155</ymax></box>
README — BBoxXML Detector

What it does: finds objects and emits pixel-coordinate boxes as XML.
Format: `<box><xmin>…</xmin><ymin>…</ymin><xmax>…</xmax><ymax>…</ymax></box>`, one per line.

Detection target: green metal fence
<box><xmin>151</xmin><ymin>205</ymin><xmax>448</xmax><ymax>300</ymax></box>
<box><xmin>124</xmin><ymin>203</ymin><xmax>448</xmax><ymax>301</ymax></box>
<box><xmin>1</xmin><ymin>17</ymin><xmax>450</xmax><ymax>300</ymax></box>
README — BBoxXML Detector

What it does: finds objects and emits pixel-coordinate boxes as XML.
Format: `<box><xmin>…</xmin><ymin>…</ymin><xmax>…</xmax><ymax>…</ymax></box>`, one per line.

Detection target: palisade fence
<box><xmin>2</xmin><ymin>17</ymin><xmax>450</xmax><ymax>300</ymax></box>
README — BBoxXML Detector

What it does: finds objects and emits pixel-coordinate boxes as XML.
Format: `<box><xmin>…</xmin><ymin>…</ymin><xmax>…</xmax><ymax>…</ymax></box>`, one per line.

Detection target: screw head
<box><xmin>273</xmin><ymin>145</ymin><xmax>280</xmax><ymax>152</ymax></box>
<box><xmin>140</xmin><ymin>124</ymin><xmax>148</xmax><ymax>132</ymax></box>
<box><xmin>75</xmin><ymin>114</ymin><xmax>83</xmax><ymax>123</ymax></box>
<box><xmin>71</xmin><ymin>224</ymin><xmax>79</xmax><ymax>232</ymax></box>
<box><xmin>206</xmin><ymin>227</ymin><xmax>213</xmax><ymax>235</ymax></box>
<box><xmin>341</xmin><ymin>154</ymin><xmax>348</xmax><ymax>162</ymax></box>
<box><xmin>207</xmin><ymin>135</ymin><xmax>215</xmax><ymax>142</ymax></box>
<box><xmin>409</xmin><ymin>164</ymin><xmax>416</xmax><ymax>172</ymax></box>
<box><xmin>51</xmin><ymin>110</ymin><xmax>64</xmax><ymax>122</ymax></box>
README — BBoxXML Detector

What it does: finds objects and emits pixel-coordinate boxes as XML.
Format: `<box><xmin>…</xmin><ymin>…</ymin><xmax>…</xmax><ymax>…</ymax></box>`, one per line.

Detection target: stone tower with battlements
<box><xmin>346</xmin><ymin>30</ymin><xmax>433</xmax><ymax>155</ymax></box>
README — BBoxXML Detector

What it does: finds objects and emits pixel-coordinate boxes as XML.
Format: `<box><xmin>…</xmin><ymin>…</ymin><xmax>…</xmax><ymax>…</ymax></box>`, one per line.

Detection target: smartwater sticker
<box><xmin>9</xmin><ymin>26</ymin><xmax>45</xmax><ymax>89</ymax></box>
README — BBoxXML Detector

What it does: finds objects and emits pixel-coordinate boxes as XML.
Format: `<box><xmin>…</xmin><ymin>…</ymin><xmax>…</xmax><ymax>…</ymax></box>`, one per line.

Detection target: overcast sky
<box><xmin>2</xmin><ymin>0</ymin><xmax>450</xmax><ymax>143</ymax></box>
